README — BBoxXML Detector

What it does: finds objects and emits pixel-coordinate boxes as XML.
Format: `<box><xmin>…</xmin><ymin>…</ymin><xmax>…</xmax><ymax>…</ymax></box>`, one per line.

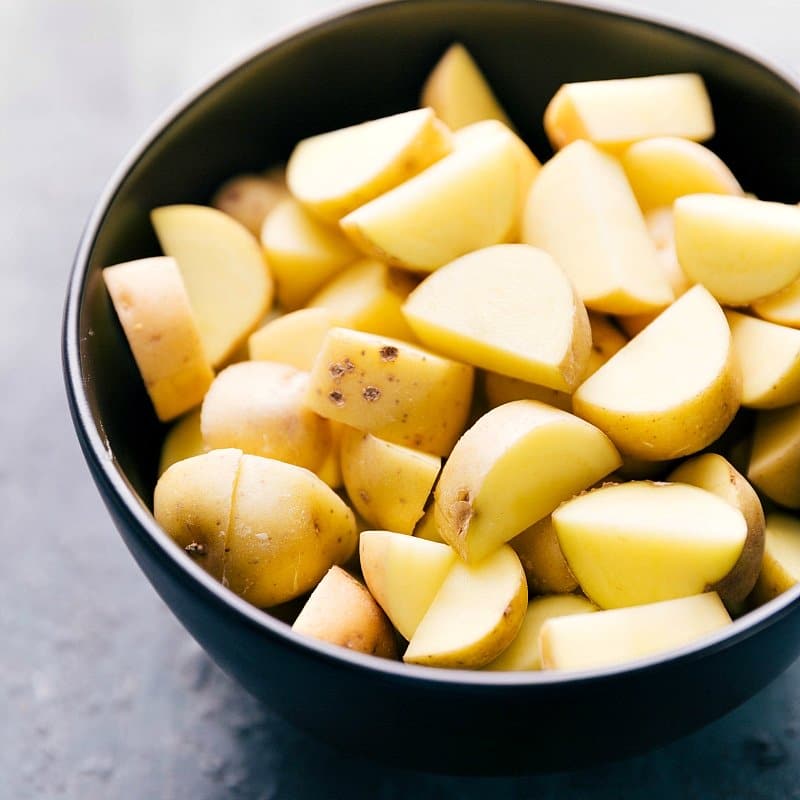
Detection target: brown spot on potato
<box><xmin>184</xmin><ymin>542</ymin><xmax>206</xmax><ymax>556</ymax></box>
<box><xmin>359</xmin><ymin>489</ymin><xmax>371</xmax><ymax>504</ymax></box>
<box><xmin>328</xmin><ymin>390</ymin><xmax>345</xmax><ymax>406</ymax></box>
<box><xmin>379</xmin><ymin>345</ymin><xmax>399</xmax><ymax>362</ymax></box>
<box><xmin>452</xmin><ymin>488</ymin><xmax>474</xmax><ymax>537</ymax></box>
<box><xmin>362</xmin><ymin>386</ymin><xmax>381</xmax><ymax>402</ymax></box>
<box><xmin>328</xmin><ymin>358</ymin><xmax>355</xmax><ymax>379</ymax></box>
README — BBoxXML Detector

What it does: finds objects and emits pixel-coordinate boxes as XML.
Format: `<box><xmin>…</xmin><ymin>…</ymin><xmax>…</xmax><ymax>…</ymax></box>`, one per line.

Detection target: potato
<box><xmin>522</xmin><ymin>141</ymin><xmax>674</xmax><ymax>315</ymax></box>
<box><xmin>573</xmin><ymin>285</ymin><xmax>741</xmax><ymax>460</ymax></box>
<box><xmin>103</xmin><ymin>257</ymin><xmax>214</xmax><ymax>421</ymax></box>
<box><xmin>750</xmin><ymin>512</ymin><xmax>800</xmax><ymax>606</ymax></box>
<box><xmin>201</xmin><ymin>361</ymin><xmax>332</xmax><ymax>473</ymax></box>
<box><xmin>151</xmin><ymin>205</ymin><xmax>273</xmax><ymax>366</ymax></box>
<box><xmin>211</xmin><ymin>172</ymin><xmax>288</xmax><ymax>235</ymax></box>
<box><xmin>544</xmin><ymin>73</ymin><xmax>714</xmax><ymax>151</ymax></box>
<box><xmin>340</xmin><ymin>133</ymin><xmax>518</xmax><ymax>271</ymax></box>
<box><xmin>725</xmin><ymin>310</ymin><xmax>800</xmax><ymax>409</ymax></box>
<box><xmin>341</xmin><ymin>427</ymin><xmax>441</xmax><ymax>534</ymax></box>
<box><xmin>621</xmin><ymin>137</ymin><xmax>742</xmax><ymax>212</ymax></box>
<box><xmin>413</xmin><ymin>505</ymin><xmax>444</xmax><ymax>543</ymax></box>
<box><xmin>674</xmin><ymin>195</ymin><xmax>800</xmax><ymax>306</ymax></box>
<box><xmin>260</xmin><ymin>197</ymin><xmax>359</xmax><ymax>310</ymax></box>
<box><xmin>248</xmin><ymin>308</ymin><xmax>336</xmax><ymax>370</ymax></box>
<box><xmin>403</xmin><ymin>244</ymin><xmax>591</xmax><ymax>391</ymax></box>
<box><xmin>154</xmin><ymin>448</ymin><xmax>243</xmax><ymax>579</ymax></box>
<box><xmin>223</xmin><ymin>455</ymin><xmax>357</xmax><ymax>607</ymax></box>
<box><xmin>510</xmin><ymin>516</ymin><xmax>578</xmax><ymax>595</ymax></box>
<box><xmin>434</xmin><ymin>400</ymin><xmax>621</xmax><ymax>562</ymax></box>
<box><xmin>360</xmin><ymin>531</ymin><xmax>456</xmax><ymax>640</ymax></box>
<box><xmin>748</xmin><ymin>405</ymin><xmax>800</xmax><ymax>507</ymax></box>
<box><xmin>316</xmin><ymin>420</ymin><xmax>344</xmax><ymax>489</ymax></box>
<box><xmin>540</xmin><ymin>593</ymin><xmax>731</xmax><ymax>671</ymax></box>
<box><xmin>307</xmin><ymin>258</ymin><xmax>417</xmax><ymax>340</ymax></box>
<box><xmin>292</xmin><ymin>566</ymin><xmax>397</xmax><ymax>659</ymax></box>
<box><xmin>668</xmin><ymin>453</ymin><xmax>765</xmax><ymax>610</ymax></box>
<box><xmin>404</xmin><ymin>544</ymin><xmax>527</xmax><ymax>668</ymax></box>
<box><xmin>306</xmin><ymin>327</ymin><xmax>474</xmax><ymax>456</ymax></box>
<box><xmin>287</xmin><ymin>108</ymin><xmax>451</xmax><ymax>223</ymax></box>
<box><xmin>752</xmin><ymin>277</ymin><xmax>800</xmax><ymax>328</ymax></box>
<box><xmin>553</xmin><ymin>482</ymin><xmax>749</xmax><ymax>609</ymax></box>
<box><xmin>421</xmin><ymin>43</ymin><xmax>514</xmax><ymax>131</ymax></box>
<box><xmin>485</xmin><ymin>594</ymin><xmax>597</xmax><ymax>671</ymax></box>
<box><xmin>158</xmin><ymin>408</ymin><xmax>204</xmax><ymax>476</ymax></box>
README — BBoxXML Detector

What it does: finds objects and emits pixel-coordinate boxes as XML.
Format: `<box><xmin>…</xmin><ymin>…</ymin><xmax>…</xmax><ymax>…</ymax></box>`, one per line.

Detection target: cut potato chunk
<box><xmin>674</xmin><ymin>195</ymin><xmax>800</xmax><ymax>306</ymax></box>
<box><xmin>248</xmin><ymin>308</ymin><xmax>336</xmax><ymax>370</ymax></box>
<box><xmin>435</xmin><ymin>400</ymin><xmax>621</xmax><ymax>562</ymax></box>
<box><xmin>340</xmin><ymin>134</ymin><xmax>518</xmax><ymax>272</ymax></box>
<box><xmin>154</xmin><ymin>448</ymin><xmax>243</xmax><ymax>580</ymax></box>
<box><xmin>223</xmin><ymin>455</ymin><xmax>357</xmax><ymax>607</ymax></box>
<box><xmin>287</xmin><ymin>108</ymin><xmax>452</xmax><ymax>222</ymax></box>
<box><xmin>341</xmin><ymin>427</ymin><xmax>441</xmax><ymax>534</ymax></box>
<box><xmin>485</xmin><ymin>594</ymin><xmax>596</xmax><ymax>671</ymax></box>
<box><xmin>573</xmin><ymin>285</ymin><xmax>741</xmax><ymax>460</ymax></box>
<box><xmin>151</xmin><ymin>205</ymin><xmax>273</xmax><ymax>367</ymax></box>
<box><xmin>212</xmin><ymin>172</ymin><xmax>288</xmax><ymax>236</ymax></box>
<box><xmin>307</xmin><ymin>258</ymin><xmax>417</xmax><ymax>340</ymax></box>
<box><xmin>668</xmin><ymin>453</ymin><xmax>765</xmax><ymax>610</ymax></box>
<box><xmin>421</xmin><ymin>43</ymin><xmax>513</xmax><ymax>131</ymax></box>
<box><xmin>260</xmin><ymin>197</ymin><xmax>359</xmax><ymax>310</ymax></box>
<box><xmin>201</xmin><ymin>361</ymin><xmax>332</xmax><ymax>474</ymax></box>
<box><xmin>726</xmin><ymin>310</ymin><xmax>800</xmax><ymax>409</ymax></box>
<box><xmin>360</xmin><ymin>531</ymin><xmax>456</xmax><ymax>640</ymax></box>
<box><xmin>511</xmin><ymin>516</ymin><xmax>578</xmax><ymax>595</ymax></box>
<box><xmin>523</xmin><ymin>140</ymin><xmax>673</xmax><ymax>315</ymax></box>
<box><xmin>544</xmin><ymin>73</ymin><xmax>714</xmax><ymax>151</ymax></box>
<box><xmin>540</xmin><ymin>593</ymin><xmax>731</xmax><ymax>671</ymax></box>
<box><xmin>316</xmin><ymin>420</ymin><xmax>344</xmax><ymax>490</ymax></box>
<box><xmin>404</xmin><ymin>544</ymin><xmax>527</xmax><ymax>668</ymax></box>
<box><xmin>750</xmin><ymin>513</ymin><xmax>800</xmax><ymax>606</ymax></box>
<box><xmin>292</xmin><ymin>566</ymin><xmax>397</xmax><ymax>659</ymax></box>
<box><xmin>403</xmin><ymin>244</ymin><xmax>591</xmax><ymax>391</ymax></box>
<box><xmin>413</xmin><ymin>506</ymin><xmax>445</xmax><ymax>543</ymax></box>
<box><xmin>306</xmin><ymin>328</ymin><xmax>474</xmax><ymax>456</ymax></box>
<box><xmin>622</xmin><ymin>138</ymin><xmax>742</xmax><ymax>212</ymax></box>
<box><xmin>103</xmin><ymin>257</ymin><xmax>214</xmax><ymax>421</ymax></box>
<box><xmin>159</xmin><ymin>408</ymin><xmax>204</xmax><ymax>476</ymax></box>
<box><xmin>752</xmin><ymin>278</ymin><xmax>800</xmax><ymax>328</ymax></box>
<box><xmin>748</xmin><ymin>405</ymin><xmax>800</xmax><ymax>508</ymax></box>
<box><xmin>553</xmin><ymin>482</ymin><xmax>749</xmax><ymax>609</ymax></box>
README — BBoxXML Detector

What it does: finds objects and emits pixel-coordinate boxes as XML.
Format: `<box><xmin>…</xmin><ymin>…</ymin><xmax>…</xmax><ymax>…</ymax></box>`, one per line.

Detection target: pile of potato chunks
<box><xmin>103</xmin><ymin>44</ymin><xmax>800</xmax><ymax>673</ymax></box>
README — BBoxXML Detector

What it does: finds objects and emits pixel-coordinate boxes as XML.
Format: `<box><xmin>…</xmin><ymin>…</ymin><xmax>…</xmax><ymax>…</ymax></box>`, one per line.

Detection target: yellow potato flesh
<box><xmin>248</xmin><ymin>308</ymin><xmax>336</xmax><ymax>371</ymax></box>
<box><xmin>103</xmin><ymin>257</ymin><xmax>214</xmax><ymax>422</ymax></box>
<box><xmin>510</xmin><ymin>516</ymin><xmax>578</xmax><ymax>595</ymax></box>
<box><xmin>315</xmin><ymin>420</ymin><xmax>344</xmax><ymax>490</ymax></box>
<box><xmin>674</xmin><ymin>194</ymin><xmax>800</xmax><ymax>306</ymax></box>
<box><xmin>522</xmin><ymin>141</ymin><xmax>674</xmax><ymax>315</ymax></box>
<box><xmin>307</xmin><ymin>258</ymin><xmax>417</xmax><ymax>340</ymax></box>
<box><xmin>485</xmin><ymin>594</ymin><xmax>596</xmax><ymax>671</ymax></box>
<box><xmin>260</xmin><ymin>197</ymin><xmax>358</xmax><ymax>310</ymax></box>
<box><xmin>306</xmin><ymin>328</ymin><xmax>474</xmax><ymax>456</ymax></box>
<box><xmin>158</xmin><ymin>408</ymin><xmax>205</xmax><ymax>476</ymax></box>
<box><xmin>748</xmin><ymin>405</ymin><xmax>800</xmax><ymax>508</ymax></box>
<box><xmin>212</xmin><ymin>172</ymin><xmax>288</xmax><ymax>236</ymax></box>
<box><xmin>287</xmin><ymin>108</ymin><xmax>452</xmax><ymax>222</ymax></box>
<box><xmin>151</xmin><ymin>205</ymin><xmax>273</xmax><ymax>367</ymax></box>
<box><xmin>573</xmin><ymin>285</ymin><xmax>741</xmax><ymax>460</ymax></box>
<box><xmin>726</xmin><ymin>310</ymin><xmax>800</xmax><ymax>409</ymax></box>
<box><xmin>413</xmin><ymin>506</ymin><xmax>445</xmax><ymax>543</ymax></box>
<box><xmin>404</xmin><ymin>244</ymin><xmax>590</xmax><ymax>390</ymax></box>
<box><xmin>553</xmin><ymin>482</ymin><xmax>748</xmax><ymax>609</ymax></box>
<box><xmin>540</xmin><ymin>592</ymin><xmax>731</xmax><ymax>671</ymax></box>
<box><xmin>404</xmin><ymin>545</ymin><xmax>527</xmax><ymax>668</ymax></box>
<box><xmin>544</xmin><ymin>73</ymin><xmax>714</xmax><ymax>151</ymax></box>
<box><xmin>621</xmin><ymin>137</ymin><xmax>742</xmax><ymax>212</ymax></box>
<box><xmin>751</xmin><ymin>513</ymin><xmax>800</xmax><ymax>606</ymax></box>
<box><xmin>421</xmin><ymin>43</ymin><xmax>514</xmax><ymax>131</ymax></box>
<box><xmin>341</xmin><ymin>428</ymin><xmax>441</xmax><ymax>534</ymax></box>
<box><xmin>360</xmin><ymin>531</ymin><xmax>456</xmax><ymax>640</ymax></box>
<box><xmin>434</xmin><ymin>400</ymin><xmax>621</xmax><ymax>562</ymax></box>
<box><xmin>223</xmin><ymin>455</ymin><xmax>357</xmax><ymax>607</ymax></box>
<box><xmin>154</xmin><ymin>448</ymin><xmax>243</xmax><ymax>580</ymax></box>
<box><xmin>752</xmin><ymin>278</ymin><xmax>800</xmax><ymax>328</ymax></box>
<box><xmin>340</xmin><ymin>134</ymin><xmax>518</xmax><ymax>272</ymax></box>
<box><xmin>292</xmin><ymin>566</ymin><xmax>397</xmax><ymax>659</ymax></box>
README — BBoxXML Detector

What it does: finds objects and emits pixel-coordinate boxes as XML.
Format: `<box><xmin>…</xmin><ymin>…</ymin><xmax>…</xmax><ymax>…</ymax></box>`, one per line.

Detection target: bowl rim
<box><xmin>64</xmin><ymin>0</ymin><xmax>800</xmax><ymax>689</ymax></box>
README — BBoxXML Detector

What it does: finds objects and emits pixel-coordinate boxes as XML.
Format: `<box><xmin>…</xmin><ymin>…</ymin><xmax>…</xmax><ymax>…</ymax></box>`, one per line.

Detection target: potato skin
<box><xmin>212</xmin><ymin>172</ymin><xmax>288</xmax><ymax>236</ymax></box>
<box><xmin>510</xmin><ymin>516</ymin><xmax>578</xmax><ymax>595</ymax></box>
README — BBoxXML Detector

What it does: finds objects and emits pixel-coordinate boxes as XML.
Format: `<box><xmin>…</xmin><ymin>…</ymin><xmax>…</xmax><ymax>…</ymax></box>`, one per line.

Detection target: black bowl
<box><xmin>63</xmin><ymin>0</ymin><xmax>800</xmax><ymax>775</ymax></box>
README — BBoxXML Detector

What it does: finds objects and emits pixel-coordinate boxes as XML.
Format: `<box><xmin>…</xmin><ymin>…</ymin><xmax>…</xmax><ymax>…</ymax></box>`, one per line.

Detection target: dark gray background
<box><xmin>4</xmin><ymin>0</ymin><xmax>800</xmax><ymax>797</ymax></box>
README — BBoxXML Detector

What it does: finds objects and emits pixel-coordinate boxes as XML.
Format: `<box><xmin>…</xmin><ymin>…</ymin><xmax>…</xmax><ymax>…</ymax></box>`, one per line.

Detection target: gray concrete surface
<box><xmin>3</xmin><ymin>0</ymin><xmax>800</xmax><ymax>796</ymax></box>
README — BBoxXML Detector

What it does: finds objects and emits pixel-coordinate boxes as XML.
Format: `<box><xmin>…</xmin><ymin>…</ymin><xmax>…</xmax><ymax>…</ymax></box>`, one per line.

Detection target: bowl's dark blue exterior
<box><xmin>64</xmin><ymin>0</ymin><xmax>800</xmax><ymax>774</ymax></box>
